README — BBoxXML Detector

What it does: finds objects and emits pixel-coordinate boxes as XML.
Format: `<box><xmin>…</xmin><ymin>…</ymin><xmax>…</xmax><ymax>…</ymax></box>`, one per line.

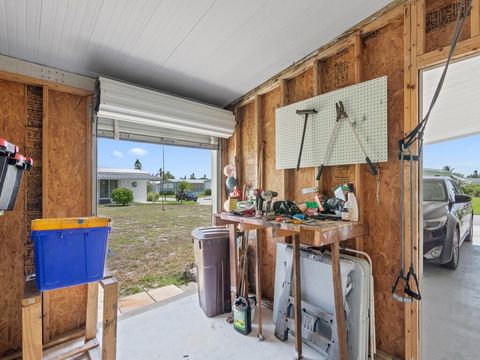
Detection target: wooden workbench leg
<box><xmin>85</xmin><ymin>282</ymin><xmax>99</xmax><ymax>341</ymax></box>
<box><xmin>255</xmin><ymin>229</ymin><xmax>263</xmax><ymax>340</ymax></box>
<box><xmin>22</xmin><ymin>292</ymin><xmax>43</xmax><ymax>360</ymax></box>
<box><xmin>101</xmin><ymin>277</ymin><xmax>118</xmax><ymax>360</ymax></box>
<box><xmin>331</xmin><ymin>242</ymin><xmax>348</xmax><ymax>360</ymax></box>
<box><xmin>293</xmin><ymin>234</ymin><xmax>302</xmax><ymax>359</ymax></box>
<box><xmin>229</xmin><ymin>224</ymin><xmax>238</xmax><ymax>308</ymax></box>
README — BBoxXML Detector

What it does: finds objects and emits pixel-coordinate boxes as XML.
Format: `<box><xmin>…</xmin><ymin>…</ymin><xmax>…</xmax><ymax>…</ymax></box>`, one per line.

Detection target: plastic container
<box><xmin>192</xmin><ymin>226</ymin><xmax>230</xmax><ymax>317</ymax></box>
<box><xmin>233</xmin><ymin>296</ymin><xmax>252</xmax><ymax>335</ymax></box>
<box><xmin>0</xmin><ymin>137</ymin><xmax>33</xmax><ymax>211</ymax></box>
<box><xmin>31</xmin><ymin>217</ymin><xmax>111</xmax><ymax>291</ymax></box>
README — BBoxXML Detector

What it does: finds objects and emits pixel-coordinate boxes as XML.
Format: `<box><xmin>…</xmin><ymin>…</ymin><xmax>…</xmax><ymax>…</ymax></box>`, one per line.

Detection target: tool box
<box><xmin>31</xmin><ymin>217</ymin><xmax>111</xmax><ymax>291</ymax></box>
<box><xmin>0</xmin><ymin>137</ymin><xmax>33</xmax><ymax>211</ymax></box>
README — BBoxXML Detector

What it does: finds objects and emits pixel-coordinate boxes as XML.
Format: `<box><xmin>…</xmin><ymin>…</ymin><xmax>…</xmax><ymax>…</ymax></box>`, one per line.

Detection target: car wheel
<box><xmin>443</xmin><ymin>228</ymin><xmax>460</xmax><ymax>270</ymax></box>
<box><xmin>464</xmin><ymin>214</ymin><xmax>474</xmax><ymax>242</ymax></box>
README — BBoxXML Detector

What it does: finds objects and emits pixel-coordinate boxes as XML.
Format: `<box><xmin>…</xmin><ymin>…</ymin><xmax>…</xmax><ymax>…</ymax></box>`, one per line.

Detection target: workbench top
<box><xmin>213</xmin><ymin>212</ymin><xmax>368</xmax><ymax>247</ymax></box>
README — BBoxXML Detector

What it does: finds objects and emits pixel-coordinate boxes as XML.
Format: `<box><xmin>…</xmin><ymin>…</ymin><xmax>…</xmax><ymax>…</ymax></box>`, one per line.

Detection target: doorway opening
<box><xmin>96</xmin><ymin>138</ymin><xmax>215</xmax><ymax>301</ymax></box>
<box><xmin>421</xmin><ymin>55</ymin><xmax>480</xmax><ymax>359</ymax></box>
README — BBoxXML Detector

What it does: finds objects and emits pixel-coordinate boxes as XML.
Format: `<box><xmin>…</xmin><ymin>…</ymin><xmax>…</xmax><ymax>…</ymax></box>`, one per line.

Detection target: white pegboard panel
<box><xmin>275</xmin><ymin>76</ymin><xmax>388</xmax><ymax>170</ymax></box>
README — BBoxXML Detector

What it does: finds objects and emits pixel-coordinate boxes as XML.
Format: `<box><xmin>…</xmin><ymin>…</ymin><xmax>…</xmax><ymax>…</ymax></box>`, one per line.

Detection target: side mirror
<box><xmin>454</xmin><ymin>194</ymin><xmax>471</xmax><ymax>203</ymax></box>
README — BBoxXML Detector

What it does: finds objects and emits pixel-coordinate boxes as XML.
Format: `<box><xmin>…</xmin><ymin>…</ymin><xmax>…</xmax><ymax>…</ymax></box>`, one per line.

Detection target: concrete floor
<box><xmin>423</xmin><ymin>216</ymin><xmax>480</xmax><ymax>359</ymax></box>
<box><xmin>117</xmin><ymin>294</ymin><xmax>320</xmax><ymax>360</ymax></box>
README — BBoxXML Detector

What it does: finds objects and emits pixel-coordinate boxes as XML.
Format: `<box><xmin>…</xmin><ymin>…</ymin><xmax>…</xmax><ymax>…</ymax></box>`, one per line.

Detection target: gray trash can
<box><xmin>192</xmin><ymin>226</ymin><xmax>231</xmax><ymax>317</ymax></box>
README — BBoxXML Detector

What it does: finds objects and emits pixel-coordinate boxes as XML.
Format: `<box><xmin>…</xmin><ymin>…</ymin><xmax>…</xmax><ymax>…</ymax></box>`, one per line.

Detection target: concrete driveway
<box><xmin>423</xmin><ymin>215</ymin><xmax>480</xmax><ymax>359</ymax></box>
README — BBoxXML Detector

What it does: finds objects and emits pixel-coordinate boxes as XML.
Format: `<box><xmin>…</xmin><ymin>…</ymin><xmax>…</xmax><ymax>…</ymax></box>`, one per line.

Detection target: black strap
<box><xmin>400</xmin><ymin>0</ymin><xmax>472</xmax><ymax>153</ymax></box>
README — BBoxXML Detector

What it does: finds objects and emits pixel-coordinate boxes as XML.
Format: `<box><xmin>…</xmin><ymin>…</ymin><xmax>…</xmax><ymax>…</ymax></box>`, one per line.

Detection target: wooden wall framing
<box><xmin>224</xmin><ymin>1</ymin><xmax>480</xmax><ymax>358</ymax></box>
<box><xmin>0</xmin><ymin>74</ymin><xmax>92</xmax><ymax>355</ymax></box>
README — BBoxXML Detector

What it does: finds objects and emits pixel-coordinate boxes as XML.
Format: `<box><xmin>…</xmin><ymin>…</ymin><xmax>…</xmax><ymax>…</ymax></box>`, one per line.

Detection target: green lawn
<box><xmin>473</xmin><ymin>197</ymin><xmax>480</xmax><ymax>215</ymax></box>
<box><xmin>99</xmin><ymin>202</ymin><xmax>212</xmax><ymax>296</ymax></box>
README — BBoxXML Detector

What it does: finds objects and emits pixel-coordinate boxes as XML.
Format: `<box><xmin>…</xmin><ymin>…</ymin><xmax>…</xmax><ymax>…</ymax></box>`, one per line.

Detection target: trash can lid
<box><xmin>0</xmin><ymin>137</ymin><xmax>18</xmax><ymax>157</ymax></box>
<box><xmin>192</xmin><ymin>226</ymin><xmax>230</xmax><ymax>240</ymax></box>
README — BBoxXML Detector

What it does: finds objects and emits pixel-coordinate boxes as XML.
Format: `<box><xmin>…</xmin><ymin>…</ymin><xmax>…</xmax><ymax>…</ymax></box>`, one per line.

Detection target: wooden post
<box><xmin>85</xmin><ymin>282</ymin><xmax>99</xmax><ymax>341</ymax></box>
<box><xmin>254</xmin><ymin>94</ymin><xmax>264</xmax><ymax>339</ymax></box>
<box><xmin>331</xmin><ymin>241</ymin><xmax>348</xmax><ymax>360</ymax></box>
<box><xmin>416</xmin><ymin>0</ymin><xmax>426</xmax><ymax>56</ymax></box>
<box><xmin>472</xmin><ymin>0</ymin><xmax>480</xmax><ymax>37</ymax></box>
<box><xmin>41</xmin><ymin>86</ymin><xmax>50</xmax><ymax>344</ymax></box>
<box><xmin>100</xmin><ymin>278</ymin><xmax>118</xmax><ymax>360</ymax></box>
<box><xmin>22</xmin><ymin>282</ymin><xmax>43</xmax><ymax>360</ymax></box>
<box><xmin>292</xmin><ymin>234</ymin><xmax>302</xmax><ymax>359</ymax></box>
<box><xmin>354</xmin><ymin>33</ymin><xmax>365</xmax><ymax>253</ymax></box>
<box><xmin>313</xmin><ymin>60</ymin><xmax>324</xmax><ymax>191</ymax></box>
<box><xmin>279</xmin><ymin>79</ymin><xmax>291</xmax><ymax>200</ymax></box>
<box><xmin>229</xmin><ymin>224</ymin><xmax>238</xmax><ymax>307</ymax></box>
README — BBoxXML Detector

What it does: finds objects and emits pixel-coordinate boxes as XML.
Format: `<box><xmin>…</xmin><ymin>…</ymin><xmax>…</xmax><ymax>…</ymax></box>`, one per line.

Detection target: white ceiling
<box><xmin>0</xmin><ymin>0</ymin><xmax>392</xmax><ymax>107</ymax></box>
<box><xmin>422</xmin><ymin>54</ymin><xmax>480</xmax><ymax>144</ymax></box>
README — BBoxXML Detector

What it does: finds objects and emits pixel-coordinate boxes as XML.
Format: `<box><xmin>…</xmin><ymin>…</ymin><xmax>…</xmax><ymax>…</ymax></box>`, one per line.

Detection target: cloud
<box><xmin>112</xmin><ymin>150</ymin><xmax>123</xmax><ymax>158</ymax></box>
<box><xmin>128</xmin><ymin>147</ymin><xmax>147</xmax><ymax>156</ymax></box>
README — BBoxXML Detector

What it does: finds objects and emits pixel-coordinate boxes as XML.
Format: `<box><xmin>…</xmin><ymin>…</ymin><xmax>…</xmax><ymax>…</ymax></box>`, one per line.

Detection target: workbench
<box><xmin>213</xmin><ymin>213</ymin><xmax>368</xmax><ymax>360</ymax></box>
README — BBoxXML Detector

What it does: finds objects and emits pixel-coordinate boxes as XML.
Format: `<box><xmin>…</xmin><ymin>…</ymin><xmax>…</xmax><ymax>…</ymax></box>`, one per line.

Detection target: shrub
<box><xmin>159</xmin><ymin>190</ymin><xmax>174</xmax><ymax>196</ymax></box>
<box><xmin>461</xmin><ymin>184</ymin><xmax>480</xmax><ymax>198</ymax></box>
<box><xmin>147</xmin><ymin>192</ymin><xmax>160</xmax><ymax>202</ymax></box>
<box><xmin>204</xmin><ymin>189</ymin><xmax>211</xmax><ymax>196</ymax></box>
<box><xmin>111</xmin><ymin>187</ymin><xmax>134</xmax><ymax>205</ymax></box>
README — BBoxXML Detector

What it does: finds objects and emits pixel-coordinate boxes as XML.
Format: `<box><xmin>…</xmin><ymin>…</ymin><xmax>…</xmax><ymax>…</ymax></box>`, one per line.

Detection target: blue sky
<box><xmin>98</xmin><ymin>133</ymin><xmax>479</xmax><ymax>179</ymax></box>
<box><xmin>98</xmin><ymin>139</ymin><xmax>211</xmax><ymax>179</ymax></box>
<box><xmin>424</xmin><ymin>133</ymin><xmax>480</xmax><ymax>176</ymax></box>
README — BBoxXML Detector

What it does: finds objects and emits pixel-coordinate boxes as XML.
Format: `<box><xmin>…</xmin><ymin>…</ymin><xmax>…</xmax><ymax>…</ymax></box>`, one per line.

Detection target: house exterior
<box><xmin>151</xmin><ymin>179</ymin><xmax>211</xmax><ymax>194</ymax></box>
<box><xmin>98</xmin><ymin>168</ymin><xmax>159</xmax><ymax>203</ymax></box>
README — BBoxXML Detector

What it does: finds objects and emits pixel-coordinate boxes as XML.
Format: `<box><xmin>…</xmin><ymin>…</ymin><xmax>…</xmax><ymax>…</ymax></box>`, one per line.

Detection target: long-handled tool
<box><xmin>295</xmin><ymin>109</ymin><xmax>317</xmax><ymax>171</ymax></box>
<box><xmin>316</xmin><ymin>101</ymin><xmax>377</xmax><ymax>180</ymax></box>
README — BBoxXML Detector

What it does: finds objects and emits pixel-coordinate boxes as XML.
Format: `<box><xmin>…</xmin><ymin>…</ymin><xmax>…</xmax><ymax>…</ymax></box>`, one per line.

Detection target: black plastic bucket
<box><xmin>0</xmin><ymin>138</ymin><xmax>33</xmax><ymax>211</ymax></box>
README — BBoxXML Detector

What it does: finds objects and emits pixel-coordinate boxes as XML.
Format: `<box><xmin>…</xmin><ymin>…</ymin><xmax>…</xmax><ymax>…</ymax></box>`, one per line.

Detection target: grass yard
<box><xmin>473</xmin><ymin>197</ymin><xmax>480</xmax><ymax>215</ymax></box>
<box><xmin>99</xmin><ymin>203</ymin><xmax>212</xmax><ymax>296</ymax></box>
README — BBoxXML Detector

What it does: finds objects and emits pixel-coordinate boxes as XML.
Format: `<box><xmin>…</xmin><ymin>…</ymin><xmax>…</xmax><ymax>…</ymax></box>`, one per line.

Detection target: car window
<box><xmin>423</xmin><ymin>179</ymin><xmax>448</xmax><ymax>201</ymax></box>
<box><xmin>450</xmin><ymin>180</ymin><xmax>463</xmax><ymax>195</ymax></box>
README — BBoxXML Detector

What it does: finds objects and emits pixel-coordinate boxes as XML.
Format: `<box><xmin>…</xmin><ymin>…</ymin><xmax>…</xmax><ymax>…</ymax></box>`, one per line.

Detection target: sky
<box><xmin>98</xmin><ymin>139</ymin><xmax>211</xmax><ymax>179</ymax></box>
<box><xmin>98</xmin><ymin>132</ymin><xmax>479</xmax><ymax>180</ymax></box>
<box><xmin>424</xmin><ymin>133</ymin><xmax>480</xmax><ymax>177</ymax></box>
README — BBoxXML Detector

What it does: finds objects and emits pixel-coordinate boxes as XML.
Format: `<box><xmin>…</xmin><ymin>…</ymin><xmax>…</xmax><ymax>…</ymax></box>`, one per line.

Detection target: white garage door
<box><xmin>422</xmin><ymin>55</ymin><xmax>480</xmax><ymax>144</ymax></box>
<box><xmin>96</xmin><ymin>77</ymin><xmax>235</xmax><ymax>149</ymax></box>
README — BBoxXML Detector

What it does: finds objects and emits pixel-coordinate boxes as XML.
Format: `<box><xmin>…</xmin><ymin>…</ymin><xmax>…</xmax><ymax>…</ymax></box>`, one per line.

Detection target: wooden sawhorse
<box><xmin>22</xmin><ymin>276</ymin><xmax>118</xmax><ymax>360</ymax></box>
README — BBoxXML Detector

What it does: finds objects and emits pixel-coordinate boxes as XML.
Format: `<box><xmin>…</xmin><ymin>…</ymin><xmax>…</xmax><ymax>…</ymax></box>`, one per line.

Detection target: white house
<box><xmin>151</xmin><ymin>179</ymin><xmax>211</xmax><ymax>194</ymax></box>
<box><xmin>98</xmin><ymin>168</ymin><xmax>159</xmax><ymax>203</ymax></box>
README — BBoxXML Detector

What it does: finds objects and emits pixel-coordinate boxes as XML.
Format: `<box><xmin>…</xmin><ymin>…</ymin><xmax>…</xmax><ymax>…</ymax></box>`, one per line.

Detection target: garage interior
<box><xmin>1</xmin><ymin>0</ymin><xmax>480</xmax><ymax>359</ymax></box>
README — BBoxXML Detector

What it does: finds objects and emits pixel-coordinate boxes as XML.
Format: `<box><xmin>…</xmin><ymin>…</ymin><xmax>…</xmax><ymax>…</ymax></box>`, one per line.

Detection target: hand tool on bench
<box><xmin>295</xmin><ymin>109</ymin><xmax>317</xmax><ymax>171</ymax></box>
<box><xmin>316</xmin><ymin>101</ymin><xmax>378</xmax><ymax>180</ymax></box>
<box><xmin>261</xmin><ymin>190</ymin><xmax>278</xmax><ymax>215</ymax></box>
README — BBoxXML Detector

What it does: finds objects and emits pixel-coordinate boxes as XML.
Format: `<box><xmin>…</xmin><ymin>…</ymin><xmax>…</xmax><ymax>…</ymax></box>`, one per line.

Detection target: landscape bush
<box><xmin>147</xmin><ymin>192</ymin><xmax>160</xmax><ymax>202</ymax></box>
<box><xmin>159</xmin><ymin>190</ymin><xmax>175</xmax><ymax>195</ymax></box>
<box><xmin>204</xmin><ymin>189</ymin><xmax>211</xmax><ymax>196</ymax></box>
<box><xmin>111</xmin><ymin>187</ymin><xmax>134</xmax><ymax>206</ymax></box>
<box><xmin>461</xmin><ymin>183</ymin><xmax>480</xmax><ymax>198</ymax></box>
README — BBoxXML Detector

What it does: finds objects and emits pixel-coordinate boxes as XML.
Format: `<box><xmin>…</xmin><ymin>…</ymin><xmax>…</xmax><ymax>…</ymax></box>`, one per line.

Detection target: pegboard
<box><xmin>275</xmin><ymin>76</ymin><xmax>388</xmax><ymax>170</ymax></box>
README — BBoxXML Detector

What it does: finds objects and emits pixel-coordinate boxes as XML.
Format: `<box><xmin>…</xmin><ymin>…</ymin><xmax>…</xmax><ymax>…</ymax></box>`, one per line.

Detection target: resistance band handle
<box><xmin>392</xmin><ymin>272</ymin><xmax>414</xmax><ymax>303</ymax></box>
<box><xmin>316</xmin><ymin>165</ymin><xmax>324</xmax><ymax>181</ymax></box>
<box><xmin>365</xmin><ymin>157</ymin><xmax>378</xmax><ymax>176</ymax></box>
<box><xmin>405</xmin><ymin>268</ymin><xmax>422</xmax><ymax>301</ymax></box>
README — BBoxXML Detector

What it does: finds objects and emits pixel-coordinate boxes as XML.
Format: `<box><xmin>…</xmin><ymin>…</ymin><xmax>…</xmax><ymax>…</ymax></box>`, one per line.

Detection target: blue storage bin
<box><xmin>32</xmin><ymin>226</ymin><xmax>110</xmax><ymax>291</ymax></box>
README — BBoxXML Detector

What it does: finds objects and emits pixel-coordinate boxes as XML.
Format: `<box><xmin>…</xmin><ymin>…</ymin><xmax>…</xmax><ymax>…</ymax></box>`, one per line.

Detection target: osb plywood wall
<box><xmin>0</xmin><ymin>81</ymin><xmax>91</xmax><ymax>355</ymax></box>
<box><xmin>222</xmin><ymin>0</ymin><xmax>478</xmax><ymax>357</ymax></box>
<box><xmin>0</xmin><ymin>79</ymin><xmax>27</xmax><ymax>354</ymax></box>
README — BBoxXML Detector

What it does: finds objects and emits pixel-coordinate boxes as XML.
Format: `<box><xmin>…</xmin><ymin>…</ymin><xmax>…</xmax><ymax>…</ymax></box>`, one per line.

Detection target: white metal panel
<box><xmin>97</xmin><ymin>77</ymin><xmax>235</xmax><ymax>144</ymax></box>
<box><xmin>422</xmin><ymin>55</ymin><xmax>480</xmax><ymax>144</ymax></box>
<box><xmin>275</xmin><ymin>77</ymin><xmax>388</xmax><ymax>169</ymax></box>
<box><xmin>0</xmin><ymin>0</ymin><xmax>392</xmax><ymax>106</ymax></box>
